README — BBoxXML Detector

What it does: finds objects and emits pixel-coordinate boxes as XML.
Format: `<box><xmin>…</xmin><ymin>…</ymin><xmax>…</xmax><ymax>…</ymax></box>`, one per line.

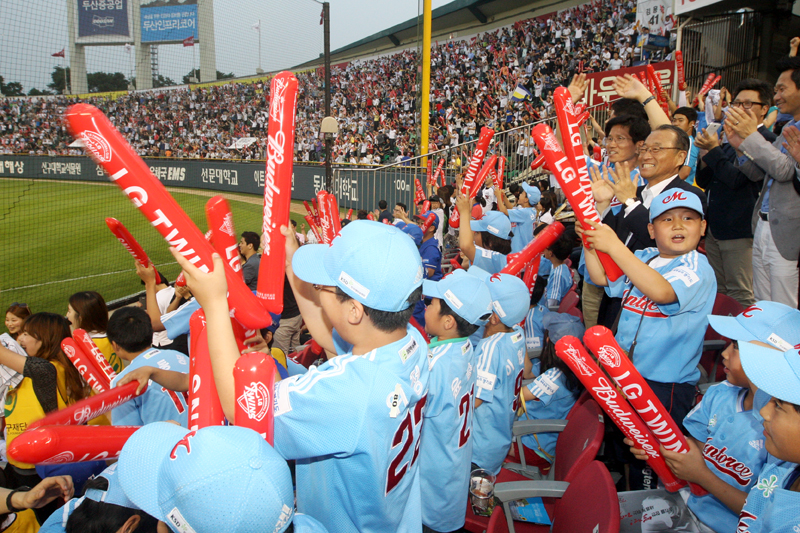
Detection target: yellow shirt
<box><xmin>91</xmin><ymin>335</ymin><xmax>125</xmax><ymax>374</ymax></box>
<box><xmin>0</xmin><ymin>509</ymin><xmax>39</xmax><ymax>533</ymax></box>
<box><xmin>4</xmin><ymin>361</ymin><xmax>68</xmax><ymax>469</ymax></box>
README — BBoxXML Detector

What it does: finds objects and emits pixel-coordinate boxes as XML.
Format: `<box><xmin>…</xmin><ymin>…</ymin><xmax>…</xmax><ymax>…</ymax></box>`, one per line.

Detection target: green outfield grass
<box><xmin>0</xmin><ymin>179</ymin><xmax>305</xmax><ymax>316</ymax></box>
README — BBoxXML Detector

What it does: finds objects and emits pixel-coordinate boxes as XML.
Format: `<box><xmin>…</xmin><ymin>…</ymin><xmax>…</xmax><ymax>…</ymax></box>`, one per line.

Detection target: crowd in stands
<box><xmin>1</xmin><ymin>0</ymin><xmax>655</xmax><ymax>167</ymax></box>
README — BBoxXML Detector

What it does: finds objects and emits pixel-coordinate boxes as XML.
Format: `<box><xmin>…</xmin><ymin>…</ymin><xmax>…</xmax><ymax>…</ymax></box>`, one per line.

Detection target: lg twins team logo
<box><xmin>237</xmin><ymin>381</ymin><xmax>271</xmax><ymax>422</ymax></box>
<box><xmin>542</xmin><ymin>131</ymin><xmax>561</xmax><ymax>153</ymax></box>
<box><xmin>662</xmin><ymin>191</ymin><xmax>687</xmax><ymax>205</ymax></box>
<box><xmin>596</xmin><ymin>345</ymin><xmax>622</xmax><ymax>368</ymax></box>
<box><xmin>80</xmin><ymin>130</ymin><xmax>112</xmax><ymax>163</ymax></box>
<box><xmin>48</xmin><ymin>451</ymin><xmax>75</xmax><ymax>464</ymax></box>
<box><xmin>63</xmin><ymin>345</ymin><xmax>76</xmax><ymax>358</ymax></box>
<box><xmin>220</xmin><ymin>212</ymin><xmax>235</xmax><ymax>237</ymax></box>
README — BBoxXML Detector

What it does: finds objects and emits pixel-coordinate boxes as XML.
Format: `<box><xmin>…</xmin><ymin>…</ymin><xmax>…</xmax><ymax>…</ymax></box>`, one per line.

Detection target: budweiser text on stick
<box><xmin>554</xmin><ymin>336</ymin><xmax>686</xmax><ymax>492</ymax></box>
<box><xmin>8</xmin><ymin>425</ymin><xmax>139</xmax><ymax>465</ymax></box>
<box><xmin>29</xmin><ymin>381</ymin><xmax>146</xmax><ymax>430</ymax></box>
<box><xmin>257</xmin><ymin>71</ymin><xmax>298</xmax><ymax>315</ymax></box>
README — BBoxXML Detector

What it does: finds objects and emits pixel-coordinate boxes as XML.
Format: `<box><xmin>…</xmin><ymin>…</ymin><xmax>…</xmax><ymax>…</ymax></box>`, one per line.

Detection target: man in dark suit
<box><xmin>593</xmin><ymin>124</ymin><xmax>708</xmax><ymax>253</ymax></box>
<box><xmin>694</xmin><ymin>79</ymin><xmax>775</xmax><ymax>307</ymax></box>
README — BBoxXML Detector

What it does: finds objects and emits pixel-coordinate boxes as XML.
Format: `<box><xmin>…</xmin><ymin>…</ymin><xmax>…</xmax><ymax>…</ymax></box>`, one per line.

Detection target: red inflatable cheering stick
<box><xmin>188</xmin><ymin>310</ymin><xmax>226</xmax><ymax>430</ymax></box>
<box><xmin>256</xmin><ymin>71</ymin><xmax>297</xmax><ymax>315</ymax></box>
<box><xmin>584</xmin><ymin>326</ymin><xmax>709</xmax><ymax>496</ymax></box>
<box><xmin>532</xmin><ymin>123</ymin><xmax>624</xmax><ymax>281</ymax></box>
<box><xmin>501</xmin><ymin>221</ymin><xmax>565</xmax><ymax>276</ymax></box>
<box><xmin>206</xmin><ymin>196</ymin><xmax>242</xmax><ymax>276</ymax></box>
<box><xmin>234</xmin><ymin>352</ymin><xmax>278</xmax><ymax>445</ymax></box>
<box><xmin>461</xmin><ymin>127</ymin><xmax>495</xmax><ymax>195</ymax></box>
<box><xmin>433</xmin><ymin>158</ymin><xmax>445</xmax><ymax>188</ymax></box>
<box><xmin>105</xmin><ymin>218</ymin><xmax>149</xmax><ymax>267</ymax></box>
<box><xmin>316</xmin><ymin>191</ymin><xmax>337</xmax><ymax>244</ymax></box>
<box><xmin>675</xmin><ymin>51</ymin><xmax>686</xmax><ymax>91</ymax></box>
<box><xmin>554</xmin><ymin>337</ymin><xmax>686</xmax><ymax>492</ymax></box>
<box><xmin>414</xmin><ymin>178</ymin><xmax>426</xmax><ymax>205</ymax></box>
<box><xmin>72</xmin><ymin>329</ymin><xmax>116</xmax><ymax>388</ymax></box>
<box><xmin>324</xmin><ymin>192</ymin><xmax>342</xmax><ymax>236</ymax></box>
<box><xmin>530</xmin><ymin>152</ymin><xmax>548</xmax><ymax>172</ymax></box>
<box><xmin>29</xmin><ymin>381</ymin><xmax>146</xmax><ymax>430</ymax></box>
<box><xmin>61</xmin><ymin>338</ymin><xmax>108</xmax><ymax>394</ymax></box>
<box><xmin>522</xmin><ymin>256</ymin><xmax>541</xmax><ymax>296</ymax></box>
<box><xmin>495</xmin><ymin>156</ymin><xmax>506</xmax><ymax>190</ymax></box>
<box><xmin>420</xmin><ymin>212</ymin><xmax>437</xmax><ymax>233</ymax></box>
<box><xmin>468</xmin><ymin>155</ymin><xmax>498</xmax><ymax>199</ymax></box>
<box><xmin>345</xmin><ymin>208</ymin><xmax>353</xmax><ymax>221</ymax></box>
<box><xmin>64</xmin><ymin>104</ymin><xmax>271</xmax><ymax>330</ymax></box>
<box><xmin>426</xmin><ymin>159</ymin><xmax>433</xmax><ymax>186</ymax></box>
<box><xmin>8</xmin><ymin>425</ymin><xmax>139</xmax><ymax>465</ymax></box>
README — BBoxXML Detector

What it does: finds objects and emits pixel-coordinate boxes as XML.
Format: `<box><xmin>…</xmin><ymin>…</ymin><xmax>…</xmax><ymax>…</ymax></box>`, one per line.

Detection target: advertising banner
<box><xmin>77</xmin><ymin>0</ymin><xmax>130</xmax><ymax>39</ymax></box>
<box><xmin>141</xmin><ymin>0</ymin><xmax>197</xmax><ymax>43</ymax></box>
<box><xmin>585</xmin><ymin>60</ymin><xmax>675</xmax><ymax>107</ymax></box>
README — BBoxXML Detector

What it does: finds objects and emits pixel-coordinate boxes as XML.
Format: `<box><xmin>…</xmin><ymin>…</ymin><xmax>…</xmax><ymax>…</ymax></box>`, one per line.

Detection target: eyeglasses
<box><xmin>606</xmin><ymin>135</ymin><xmax>633</xmax><ymax>145</ymax></box>
<box><xmin>312</xmin><ymin>284</ymin><xmax>337</xmax><ymax>295</ymax></box>
<box><xmin>637</xmin><ymin>146</ymin><xmax>684</xmax><ymax>155</ymax></box>
<box><xmin>730</xmin><ymin>101</ymin><xmax>764</xmax><ymax>109</ymax></box>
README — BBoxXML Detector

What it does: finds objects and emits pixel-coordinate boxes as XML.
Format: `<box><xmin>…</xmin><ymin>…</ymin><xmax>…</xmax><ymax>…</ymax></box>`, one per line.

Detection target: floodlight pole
<box><xmin>323</xmin><ymin>2</ymin><xmax>333</xmax><ymax>191</ymax></box>
<box><xmin>420</xmin><ymin>0</ymin><xmax>432</xmax><ymax>167</ymax></box>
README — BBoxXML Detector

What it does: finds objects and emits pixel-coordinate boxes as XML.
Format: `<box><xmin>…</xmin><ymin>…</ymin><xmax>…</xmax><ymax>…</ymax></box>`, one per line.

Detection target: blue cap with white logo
<box><xmin>649</xmin><ymin>188</ymin><xmax>704</xmax><ymax>222</ymax></box>
<box><xmin>420</xmin><ymin>211</ymin><xmax>440</xmax><ymax>230</ymax></box>
<box><xmin>486</xmin><ymin>273</ymin><xmax>529</xmax><ymax>327</ymax></box>
<box><xmin>740</xmin><ymin>344</ymin><xmax>800</xmax><ymax>405</ymax></box>
<box><xmin>118</xmin><ymin>424</ymin><xmax>295</xmax><ymax>533</ymax></box>
<box><xmin>423</xmin><ymin>270</ymin><xmax>493</xmax><ymax>325</ymax></box>
<box><xmin>520</xmin><ymin>182</ymin><xmax>542</xmax><ymax>205</ymax></box>
<box><xmin>293</xmin><ymin>220</ymin><xmax>424</xmax><ymax>312</ymax></box>
<box><xmin>401</xmin><ymin>223</ymin><xmax>423</xmax><ymax>246</ymax></box>
<box><xmin>542</xmin><ymin>312</ymin><xmax>585</xmax><ymax>343</ymax></box>
<box><xmin>708</xmin><ymin>301</ymin><xmax>800</xmax><ymax>351</ymax></box>
<box><xmin>470</xmin><ymin>211</ymin><xmax>512</xmax><ymax>240</ymax></box>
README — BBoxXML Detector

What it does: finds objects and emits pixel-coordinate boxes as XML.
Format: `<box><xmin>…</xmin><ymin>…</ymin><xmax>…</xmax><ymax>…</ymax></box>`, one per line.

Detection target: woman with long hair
<box><xmin>5</xmin><ymin>303</ymin><xmax>31</xmax><ymax>340</ymax></box>
<box><xmin>66</xmin><ymin>291</ymin><xmax>124</xmax><ymax>373</ymax></box>
<box><xmin>0</xmin><ymin>313</ymin><xmax>89</xmax><ymax>486</ymax></box>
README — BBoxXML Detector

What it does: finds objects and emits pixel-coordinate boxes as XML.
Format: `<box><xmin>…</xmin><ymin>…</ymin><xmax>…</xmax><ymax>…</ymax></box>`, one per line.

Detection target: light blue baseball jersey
<box><xmin>272</xmin><ymin>325</ymin><xmax>429</xmax><ymax>533</ymax></box>
<box><xmin>538</xmin><ymin>256</ymin><xmax>552</xmax><ymax>277</ymax></box>
<box><xmin>419</xmin><ymin>337</ymin><xmax>476</xmax><ymax>532</ymax></box>
<box><xmin>110</xmin><ymin>348</ymin><xmax>189</xmax><ymax>427</ymax></box>
<box><xmin>472</xmin><ymin>326</ymin><xmax>526</xmax><ymax>474</ymax></box>
<box><xmin>605</xmin><ymin>248</ymin><xmax>716</xmax><ymax>384</ymax></box>
<box><xmin>543</xmin><ymin>263</ymin><xmax>573</xmax><ymax>307</ymax></box>
<box><xmin>39</xmin><ymin>463</ymin><xmax>133</xmax><ymax>533</ymax></box>
<box><xmin>162</xmin><ymin>298</ymin><xmax>201</xmax><ymax>340</ymax></box>
<box><xmin>683</xmin><ymin>381</ymin><xmax>768</xmax><ymax>533</ymax></box>
<box><xmin>519</xmin><ymin>368</ymin><xmax>580</xmax><ymax>462</ymax></box>
<box><xmin>472</xmin><ymin>245</ymin><xmax>507</xmax><ymax>274</ymax></box>
<box><xmin>294</xmin><ymin>514</ymin><xmax>330</xmax><ymax>532</ymax></box>
<box><xmin>509</xmin><ymin>207</ymin><xmax>538</xmax><ymax>254</ymax></box>
<box><xmin>738</xmin><ymin>461</ymin><xmax>800</xmax><ymax>533</ymax></box>
<box><xmin>523</xmin><ymin>304</ymin><xmax>549</xmax><ymax>354</ymax></box>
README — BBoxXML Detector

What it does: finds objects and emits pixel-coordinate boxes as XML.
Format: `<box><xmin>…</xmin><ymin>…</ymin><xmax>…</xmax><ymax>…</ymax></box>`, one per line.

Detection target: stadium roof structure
<box><xmin>294</xmin><ymin>0</ymin><xmax>579</xmax><ymax>67</ymax></box>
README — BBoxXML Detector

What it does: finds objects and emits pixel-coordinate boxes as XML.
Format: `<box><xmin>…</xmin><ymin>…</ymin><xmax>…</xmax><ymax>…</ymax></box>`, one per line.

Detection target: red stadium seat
<box><xmin>556</xmin><ymin>289</ymin><xmax>579</xmax><ymax>314</ymax></box>
<box><xmin>486</xmin><ymin>461</ymin><xmax>620</xmax><ymax>533</ymax></box>
<box><xmin>698</xmin><ymin>293</ymin><xmax>744</xmax><ymax>391</ymax></box>
<box><xmin>465</xmin><ymin>399</ymin><xmax>605</xmax><ymax>532</ymax></box>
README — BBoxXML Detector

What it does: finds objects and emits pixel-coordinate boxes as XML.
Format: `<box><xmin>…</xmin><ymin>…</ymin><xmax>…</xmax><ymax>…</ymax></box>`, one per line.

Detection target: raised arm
<box><xmin>613</xmin><ymin>74</ymin><xmax>670</xmax><ymax>128</ymax></box>
<box><xmin>136</xmin><ymin>261</ymin><xmax>166</xmax><ymax>332</ymax></box>
<box><xmin>456</xmin><ymin>192</ymin><xmax>477</xmax><ymax>262</ymax></box>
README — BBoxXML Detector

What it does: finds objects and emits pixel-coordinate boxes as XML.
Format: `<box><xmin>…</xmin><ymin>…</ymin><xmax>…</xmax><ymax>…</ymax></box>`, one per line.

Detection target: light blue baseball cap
<box><xmin>423</xmin><ymin>270</ymin><xmax>493</xmax><ymax>325</ymax></box>
<box><xmin>293</xmin><ymin>220</ymin><xmax>424</xmax><ymax>312</ymax></box>
<box><xmin>470</xmin><ymin>211</ymin><xmax>512</xmax><ymax>240</ymax></box>
<box><xmin>402</xmin><ymin>223</ymin><xmax>423</xmax><ymax>246</ymax></box>
<box><xmin>520</xmin><ymin>182</ymin><xmax>542</xmax><ymax>205</ymax></box>
<box><xmin>118</xmin><ymin>423</ymin><xmax>295</xmax><ymax>533</ymax></box>
<box><xmin>542</xmin><ymin>312</ymin><xmax>585</xmax><ymax>343</ymax></box>
<box><xmin>85</xmin><ymin>463</ymin><xmax>135</xmax><ymax>508</ymax></box>
<box><xmin>708</xmin><ymin>301</ymin><xmax>800</xmax><ymax>351</ymax></box>
<box><xmin>649</xmin><ymin>188</ymin><xmax>704</xmax><ymax>222</ymax></box>
<box><xmin>740</xmin><ymin>344</ymin><xmax>800</xmax><ymax>405</ymax></box>
<box><xmin>486</xmin><ymin>273</ymin><xmax>530</xmax><ymax>327</ymax></box>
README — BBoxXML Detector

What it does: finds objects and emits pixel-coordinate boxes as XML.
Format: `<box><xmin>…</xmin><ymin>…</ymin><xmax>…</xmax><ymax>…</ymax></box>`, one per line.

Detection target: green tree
<box><xmin>87</xmin><ymin>71</ymin><xmax>129</xmax><ymax>93</ymax></box>
<box><xmin>182</xmin><ymin>69</ymin><xmax>236</xmax><ymax>84</ymax></box>
<box><xmin>0</xmin><ymin>76</ymin><xmax>24</xmax><ymax>96</ymax></box>
<box><xmin>28</xmin><ymin>88</ymin><xmax>54</xmax><ymax>96</ymax></box>
<box><xmin>48</xmin><ymin>66</ymin><xmax>69</xmax><ymax>93</ymax></box>
<box><xmin>217</xmin><ymin>70</ymin><xmax>235</xmax><ymax>80</ymax></box>
<box><xmin>153</xmin><ymin>74</ymin><xmax>176</xmax><ymax>88</ymax></box>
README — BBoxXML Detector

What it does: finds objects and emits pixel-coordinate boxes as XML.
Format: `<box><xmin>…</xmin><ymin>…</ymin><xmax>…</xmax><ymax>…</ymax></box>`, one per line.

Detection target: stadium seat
<box><xmin>465</xmin><ymin>399</ymin><xmax>604</xmax><ymax>533</ymax></box>
<box><xmin>556</xmin><ymin>289</ymin><xmax>579</xmax><ymax>315</ymax></box>
<box><xmin>698</xmin><ymin>293</ymin><xmax>744</xmax><ymax>392</ymax></box>
<box><xmin>486</xmin><ymin>461</ymin><xmax>620</xmax><ymax>533</ymax></box>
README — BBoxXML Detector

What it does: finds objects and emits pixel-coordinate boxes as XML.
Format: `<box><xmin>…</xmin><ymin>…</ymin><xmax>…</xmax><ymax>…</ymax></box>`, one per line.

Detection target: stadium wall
<box><xmin>0</xmin><ymin>155</ymin><xmax>417</xmax><ymax>213</ymax></box>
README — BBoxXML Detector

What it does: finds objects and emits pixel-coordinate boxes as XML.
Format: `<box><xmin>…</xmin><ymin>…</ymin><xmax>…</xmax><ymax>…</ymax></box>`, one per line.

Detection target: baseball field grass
<box><xmin>0</xmin><ymin>179</ymin><xmax>306</xmax><ymax>316</ymax></box>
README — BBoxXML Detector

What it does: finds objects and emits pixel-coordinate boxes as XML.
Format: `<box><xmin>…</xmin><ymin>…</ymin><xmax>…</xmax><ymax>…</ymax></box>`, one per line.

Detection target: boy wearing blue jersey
<box><xmin>737</xmin><ymin>341</ymin><xmax>800</xmax><ymax>532</ymax></box>
<box><xmin>496</xmin><ymin>181</ymin><xmax>541</xmax><ymax>254</ymax></box>
<box><xmin>106</xmin><ymin>307</ymin><xmax>189</xmax><ymax>427</ymax></box>
<box><xmin>628</xmin><ymin>302</ymin><xmax>800</xmax><ymax>532</ymax></box>
<box><xmin>456</xmin><ymin>193</ymin><xmax>513</xmax><ymax>274</ymax></box>
<box><xmin>166</xmin><ymin>221</ymin><xmax>429</xmax><ymax>533</ymax></box>
<box><xmin>540</xmin><ymin>230</ymin><xmax>576</xmax><ymax>309</ymax></box>
<box><xmin>580</xmin><ymin>188</ymin><xmax>716</xmax><ymax>489</ymax></box>
<box><xmin>419</xmin><ymin>270</ymin><xmax>493</xmax><ymax>533</ymax></box>
<box><xmin>471</xmin><ymin>273</ymin><xmax>529</xmax><ymax>475</ymax></box>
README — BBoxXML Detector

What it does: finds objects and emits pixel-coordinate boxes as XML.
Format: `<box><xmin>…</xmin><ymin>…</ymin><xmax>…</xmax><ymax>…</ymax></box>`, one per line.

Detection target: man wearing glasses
<box><xmin>595</xmin><ymin>124</ymin><xmax>708</xmax><ymax>253</ymax></box>
<box><xmin>694</xmin><ymin>79</ymin><xmax>776</xmax><ymax>308</ymax></box>
<box><xmin>727</xmin><ymin>56</ymin><xmax>800</xmax><ymax>308</ymax></box>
